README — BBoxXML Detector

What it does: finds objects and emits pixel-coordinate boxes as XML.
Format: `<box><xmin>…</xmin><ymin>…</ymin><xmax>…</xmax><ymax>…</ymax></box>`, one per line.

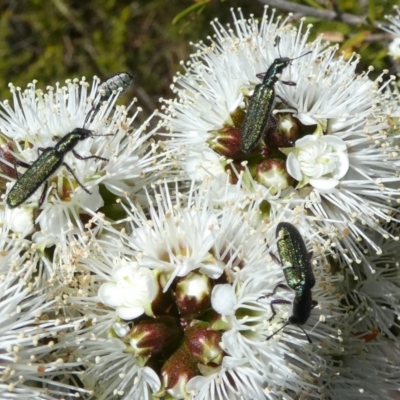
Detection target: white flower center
<box><xmin>297</xmin><ymin>140</ymin><xmax>339</xmax><ymax>178</ymax></box>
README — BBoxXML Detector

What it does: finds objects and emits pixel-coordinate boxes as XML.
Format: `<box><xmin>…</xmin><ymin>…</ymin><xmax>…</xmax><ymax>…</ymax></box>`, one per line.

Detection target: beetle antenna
<box><xmin>276</xmin><ymin>36</ymin><xmax>282</xmax><ymax>58</ymax></box>
<box><xmin>265</xmin><ymin>322</ymin><xmax>288</xmax><ymax>341</ymax></box>
<box><xmin>291</xmin><ymin>50</ymin><xmax>312</xmax><ymax>61</ymax></box>
<box><xmin>298</xmin><ymin>325</ymin><xmax>313</xmax><ymax>343</ymax></box>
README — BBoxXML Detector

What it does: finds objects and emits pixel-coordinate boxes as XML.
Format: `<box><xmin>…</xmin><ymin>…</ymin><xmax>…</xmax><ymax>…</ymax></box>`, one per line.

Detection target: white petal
<box><xmin>211</xmin><ymin>284</ymin><xmax>236</xmax><ymax>316</ymax></box>
<box><xmin>112</xmin><ymin>264</ymin><xmax>135</xmax><ymax>281</ymax></box>
<box><xmin>113</xmin><ymin>322</ymin><xmax>130</xmax><ymax>337</ymax></box>
<box><xmin>286</xmin><ymin>152</ymin><xmax>303</xmax><ymax>181</ymax></box>
<box><xmin>98</xmin><ymin>282</ymin><xmax>122</xmax><ymax>308</ymax></box>
<box><xmin>142</xmin><ymin>367</ymin><xmax>162</xmax><ymax>392</ymax></box>
<box><xmin>321</xmin><ymin>135</ymin><xmax>347</xmax><ymax>151</ymax></box>
<box><xmin>77</xmin><ymin>186</ymin><xmax>104</xmax><ymax>211</ymax></box>
<box><xmin>309</xmin><ymin>177</ymin><xmax>339</xmax><ymax>192</ymax></box>
<box><xmin>199</xmin><ymin>263</ymin><xmax>224</xmax><ymax>279</ymax></box>
<box><xmin>334</xmin><ymin>151</ymin><xmax>350</xmax><ymax>179</ymax></box>
<box><xmin>296</xmin><ymin>112</ymin><xmax>318</xmax><ymax>125</ymax></box>
<box><xmin>295</xmin><ymin>134</ymin><xmax>318</xmax><ymax>147</ymax></box>
<box><xmin>116</xmin><ymin>305</ymin><xmax>144</xmax><ymax>320</ymax></box>
<box><xmin>186</xmin><ymin>375</ymin><xmax>207</xmax><ymax>393</ymax></box>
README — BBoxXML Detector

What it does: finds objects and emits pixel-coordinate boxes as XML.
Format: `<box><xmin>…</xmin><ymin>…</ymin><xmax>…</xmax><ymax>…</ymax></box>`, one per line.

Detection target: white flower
<box><xmin>0</xmin><ymin>76</ymin><xmax>168</xmax><ymax>248</ymax></box>
<box><xmin>0</xmin><ymin>228</ymin><xmax>88</xmax><ymax>398</ymax></box>
<box><xmin>6</xmin><ymin>8</ymin><xmax>397</xmax><ymax>399</ymax></box>
<box><xmin>64</xmin><ymin>179</ymin><xmax>347</xmax><ymax>399</ymax></box>
<box><xmin>160</xmin><ymin>8</ymin><xmax>324</xmax><ymax>176</ymax></box>
<box><xmin>98</xmin><ymin>262</ymin><xmax>157</xmax><ymax>320</ymax></box>
<box><xmin>37</xmin><ymin>231</ymin><xmax>162</xmax><ymax>399</ymax></box>
<box><xmin>161</xmin><ymin>10</ymin><xmax>325</xmax><ymax>200</ymax></box>
<box><xmin>117</xmin><ymin>181</ymin><xmax>245</xmax><ymax>291</ymax></box>
<box><xmin>285</xmin><ymin>134</ymin><xmax>349</xmax><ymax>192</ymax></box>
<box><xmin>57</xmin><ymin>176</ymin><xmax>400</xmax><ymax>400</ymax></box>
<box><xmin>160</xmin><ymin>7</ymin><xmax>400</xmax><ymax>273</ymax></box>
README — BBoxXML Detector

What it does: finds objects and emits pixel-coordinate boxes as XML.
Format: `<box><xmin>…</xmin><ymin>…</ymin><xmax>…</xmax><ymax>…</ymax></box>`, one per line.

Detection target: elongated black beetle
<box><xmin>6</xmin><ymin>128</ymin><xmax>107</xmax><ymax>208</ymax></box>
<box><xmin>6</xmin><ymin>72</ymin><xmax>132</xmax><ymax>208</ymax></box>
<box><xmin>263</xmin><ymin>222</ymin><xmax>317</xmax><ymax>343</ymax></box>
<box><xmin>87</xmin><ymin>72</ymin><xmax>133</xmax><ymax>120</ymax></box>
<box><xmin>241</xmin><ymin>51</ymin><xmax>311</xmax><ymax>154</ymax></box>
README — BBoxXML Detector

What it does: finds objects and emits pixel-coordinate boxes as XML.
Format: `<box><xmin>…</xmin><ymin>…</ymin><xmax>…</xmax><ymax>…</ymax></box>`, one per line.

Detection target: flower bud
<box><xmin>208</xmin><ymin>125</ymin><xmax>243</xmax><ymax>158</ymax></box>
<box><xmin>185</xmin><ymin>321</ymin><xmax>223</xmax><ymax>364</ymax></box>
<box><xmin>125</xmin><ymin>316</ymin><xmax>182</xmax><ymax>357</ymax></box>
<box><xmin>255</xmin><ymin>158</ymin><xmax>294</xmax><ymax>194</ymax></box>
<box><xmin>151</xmin><ymin>271</ymin><xmax>176</xmax><ymax>316</ymax></box>
<box><xmin>267</xmin><ymin>114</ymin><xmax>299</xmax><ymax>148</ymax></box>
<box><xmin>161</xmin><ymin>341</ymin><xmax>199</xmax><ymax>399</ymax></box>
<box><xmin>175</xmin><ymin>272</ymin><xmax>211</xmax><ymax>319</ymax></box>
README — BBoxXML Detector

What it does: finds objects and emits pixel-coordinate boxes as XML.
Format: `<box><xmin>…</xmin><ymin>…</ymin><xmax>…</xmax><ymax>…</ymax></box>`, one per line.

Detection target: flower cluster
<box><xmin>1</xmin><ymin>6</ymin><xmax>400</xmax><ymax>400</ymax></box>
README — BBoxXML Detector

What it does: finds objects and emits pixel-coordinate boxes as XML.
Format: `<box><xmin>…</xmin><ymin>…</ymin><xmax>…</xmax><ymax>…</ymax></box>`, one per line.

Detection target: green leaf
<box><xmin>368</xmin><ymin>0</ymin><xmax>376</xmax><ymax>23</ymax></box>
<box><xmin>341</xmin><ymin>31</ymin><xmax>370</xmax><ymax>52</ymax></box>
<box><xmin>303</xmin><ymin>0</ymin><xmax>323</xmax><ymax>9</ymax></box>
<box><xmin>172</xmin><ymin>1</ymin><xmax>210</xmax><ymax>25</ymax></box>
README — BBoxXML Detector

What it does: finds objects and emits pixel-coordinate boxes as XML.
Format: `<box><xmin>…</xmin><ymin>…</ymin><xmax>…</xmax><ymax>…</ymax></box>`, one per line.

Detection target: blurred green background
<box><xmin>0</xmin><ymin>0</ymin><xmax>399</xmax><ymax>121</ymax></box>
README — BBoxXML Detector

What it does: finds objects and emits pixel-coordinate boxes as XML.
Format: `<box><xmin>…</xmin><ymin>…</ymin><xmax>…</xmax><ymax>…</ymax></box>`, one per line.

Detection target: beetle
<box><xmin>6</xmin><ymin>72</ymin><xmax>132</xmax><ymax>208</ymax></box>
<box><xmin>88</xmin><ymin>72</ymin><xmax>133</xmax><ymax>120</ymax></box>
<box><xmin>6</xmin><ymin>128</ymin><xmax>107</xmax><ymax>208</ymax></box>
<box><xmin>241</xmin><ymin>51</ymin><xmax>311</xmax><ymax>154</ymax></box>
<box><xmin>263</xmin><ymin>222</ymin><xmax>317</xmax><ymax>343</ymax></box>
